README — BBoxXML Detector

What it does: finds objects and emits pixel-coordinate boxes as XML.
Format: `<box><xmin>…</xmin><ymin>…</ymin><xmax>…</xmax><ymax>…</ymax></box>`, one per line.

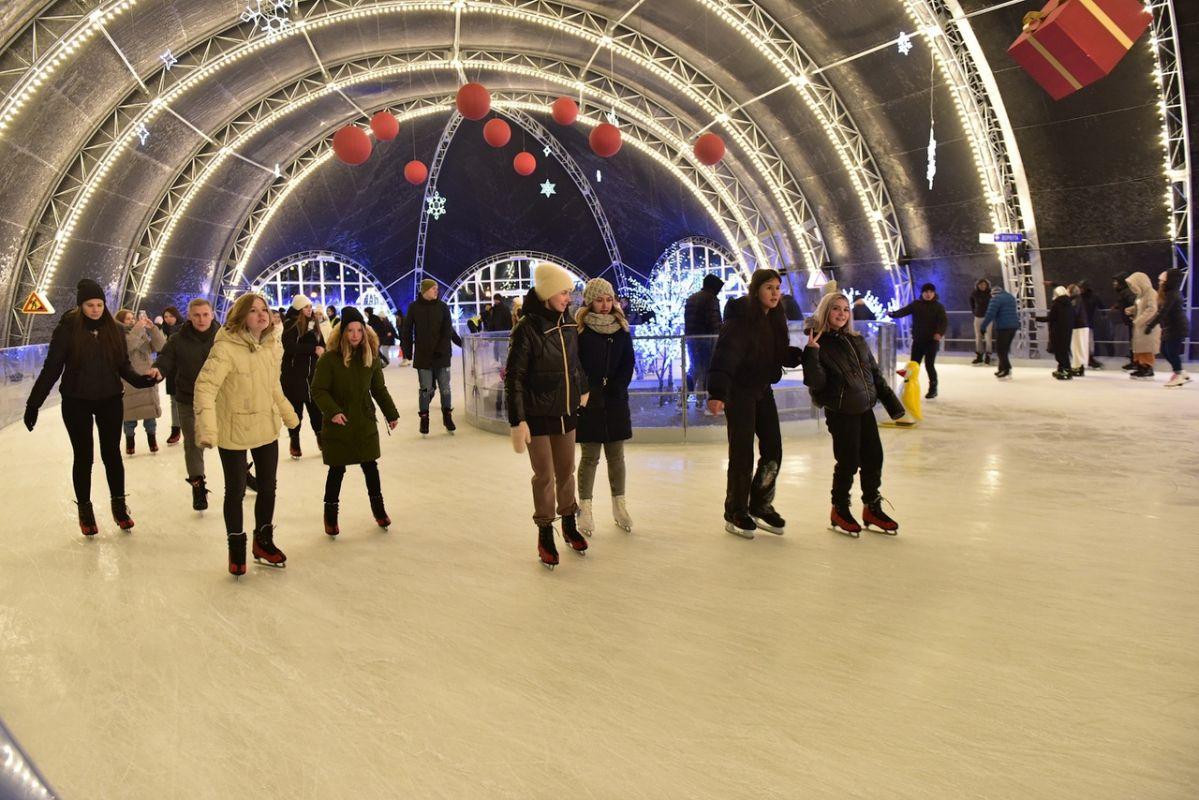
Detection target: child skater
<box><xmin>706</xmin><ymin>268</ymin><xmax>802</xmax><ymax>539</ymax></box>
<box><xmin>505</xmin><ymin>262</ymin><xmax>590</xmax><ymax>569</ymax></box>
<box><xmin>310</xmin><ymin>307</ymin><xmax>400</xmax><ymax>536</ymax></box>
<box><xmin>803</xmin><ymin>292</ymin><xmax>906</xmax><ymax>537</ymax></box>
<box><xmin>575</xmin><ymin>278</ymin><xmax>635</xmax><ymax>535</ymax></box>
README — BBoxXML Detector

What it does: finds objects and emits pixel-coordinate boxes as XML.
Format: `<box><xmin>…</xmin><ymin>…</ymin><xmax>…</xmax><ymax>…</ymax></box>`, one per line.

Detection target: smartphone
<box><xmin>137</xmin><ymin>309</ymin><xmax>148</xmax><ymax>320</ymax></box>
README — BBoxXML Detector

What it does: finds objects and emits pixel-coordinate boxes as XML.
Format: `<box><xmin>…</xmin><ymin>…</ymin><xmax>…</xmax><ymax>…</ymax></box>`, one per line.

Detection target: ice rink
<box><xmin>1</xmin><ymin>361</ymin><xmax>1197</xmax><ymax>799</ymax></box>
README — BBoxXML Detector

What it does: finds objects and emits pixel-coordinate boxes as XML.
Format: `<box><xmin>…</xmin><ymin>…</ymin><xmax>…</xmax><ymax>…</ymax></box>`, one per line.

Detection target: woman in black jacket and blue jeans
<box><xmin>803</xmin><ymin>291</ymin><xmax>906</xmax><ymax>536</ymax></box>
<box><xmin>707</xmin><ymin>269</ymin><xmax>802</xmax><ymax>539</ymax></box>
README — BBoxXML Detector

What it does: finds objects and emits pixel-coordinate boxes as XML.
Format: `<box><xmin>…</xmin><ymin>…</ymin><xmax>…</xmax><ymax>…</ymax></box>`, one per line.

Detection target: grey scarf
<box><xmin>583</xmin><ymin>312</ymin><xmax>622</xmax><ymax>335</ymax></box>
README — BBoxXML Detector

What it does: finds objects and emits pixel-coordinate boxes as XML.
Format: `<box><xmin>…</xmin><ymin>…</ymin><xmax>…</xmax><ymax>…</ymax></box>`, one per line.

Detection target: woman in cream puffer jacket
<box><xmin>1124</xmin><ymin>271</ymin><xmax>1161</xmax><ymax>378</ymax></box>
<box><xmin>193</xmin><ymin>293</ymin><xmax>299</xmax><ymax>577</ymax></box>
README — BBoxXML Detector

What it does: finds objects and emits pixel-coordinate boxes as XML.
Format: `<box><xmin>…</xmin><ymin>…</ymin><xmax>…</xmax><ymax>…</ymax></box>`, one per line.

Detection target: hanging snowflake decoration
<box><xmin>605</xmin><ymin>111</ymin><xmax>620</xmax><ymax>127</ymax></box>
<box><xmin>135</xmin><ymin>122</ymin><xmax>150</xmax><ymax>146</ymax></box>
<box><xmin>926</xmin><ymin>125</ymin><xmax>937</xmax><ymax>190</ymax></box>
<box><xmin>595</xmin><ymin>169</ymin><xmax>602</xmax><ymax>183</ymax></box>
<box><xmin>241</xmin><ymin>0</ymin><xmax>292</xmax><ymax>37</ymax></box>
<box><xmin>426</xmin><ymin>191</ymin><xmax>447</xmax><ymax>220</ymax></box>
<box><xmin>543</xmin><ymin>145</ymin><xmax>552</xmax><ymax>157</ymax></box>
<box><xmin>160</xmin><ymin>49</ymin><xmax>178</xmax><ymax>70</ymax></box>
<box><xmin>897</xmin><ymin>31</ymin><xmax>914</xmax><ymax>56</ymax></box>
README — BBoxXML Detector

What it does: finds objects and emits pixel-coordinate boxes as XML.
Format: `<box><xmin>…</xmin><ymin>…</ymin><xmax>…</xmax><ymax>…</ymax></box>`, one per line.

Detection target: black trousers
<box><xmin>288</xmin><ymin>394</ymin><xmax>322</xmax><ymax>435</ymax></box>
<box><xmin>1053</xmin><ymin>346</ymin><xmax>1071</xmax><ymax>372</ymax></box>
<box><xmin>724</xmin><ymin>389</ymin><xmax>782</xmax><ymax>518</ymax></box>
<box><xmin>825</xmin><ymin>409</ymin><xmax>883</xmax><ymax>508</ymax></box>
<box><xmin>324</xmin><ymin>461</ymin><xmax>382</xmax><ymax>503</ymax></box>
<box><xmin>218</xmin><ymin>442</ymin><xmax>279</xmax><ymax>534</ymax></box>
<box><xmin>910</xmin><ymin>339</ymin><xmax>939</xmax><ymax>386</ymax></box>
<box><xmin>995</xmin><ymin>328</ymin><xmax>1017</xmax><ymax>372</ymax></box>
<box><xmin>61</xmin><ymin>394</ymin><xmax>125</xmax><ymax>504</ymax></box>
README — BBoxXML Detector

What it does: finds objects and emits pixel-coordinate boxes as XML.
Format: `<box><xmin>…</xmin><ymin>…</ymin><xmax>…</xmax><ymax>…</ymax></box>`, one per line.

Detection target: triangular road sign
<box><xmin>20</xmin><ymin>290</ymin><xmax>55</xmax><ymax>315</ymax></box>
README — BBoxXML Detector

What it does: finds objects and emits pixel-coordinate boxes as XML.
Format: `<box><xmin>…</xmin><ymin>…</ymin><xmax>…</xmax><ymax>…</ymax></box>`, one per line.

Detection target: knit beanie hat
<box><xmin>419</xmin><ymin>278</ymin><xmax>437</xmax><ymax>295</ymax></box>
<box><xmin>339</xmin><ymin>306</ymin><xmax>365</xmax><ymax>328</ymax></box>
<box><xmin>582</xmin><ymin>277</ymin><xmax>615</xmax><ymax>306</ymax></box>
<box><xmin>291</xmin><ymin>294</ymin><xmax>312</xmax><ymax>311</ymax></box>
<box><xmin>1053</xmin><ymin>285</ymin><xmax>1068</xmax><ymax>299</ymax></box>
<box><xmin>920</xmin><ymin>282</ymin><xmax>936</xmax><ymax>293</ymax></box>
<box><xmin>533</xmin><ymin>262</ymin><xmax>575</xmax><ymax>301</ymax></box>
<box><xmin>76</xmin><ymin>278</ymin><xmax>104</xmax><ymax>306</ymax></box>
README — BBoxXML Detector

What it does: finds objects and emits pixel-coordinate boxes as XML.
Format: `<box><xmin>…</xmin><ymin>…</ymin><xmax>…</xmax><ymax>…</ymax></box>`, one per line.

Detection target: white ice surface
<box><xmin>1</xmin><ymin>362</ymin><xmax>1197</xmax><ymax>799</ymax></box>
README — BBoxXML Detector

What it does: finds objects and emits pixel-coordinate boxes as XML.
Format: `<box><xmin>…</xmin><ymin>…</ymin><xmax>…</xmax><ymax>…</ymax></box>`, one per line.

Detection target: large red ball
<box><xmin>370</xmin><ymin>111</ymin><xmax>399</xmax><ymax>141</ymax></box>
<box><xmin>332</xmin><ymin>126</ymin><xmax>372</xmax><ymax>165</ymax></box>
<box><xmin>589</xmin><ymin>123</ymin><xmax>622</xmax><ymax>158</ymax></box>
<box><xmin>404</xmin><ymin>160</ymin><xmax>429</xmax><ymax>185</ymax></box>
<box><xmin>513</xmin><ymin>151</ymin><xmax>537</xmax><ymax>176</ymax></box>
<box><xmin>456</xmin><ymin>82</ymin><xmax>491</xmax><ymax>121</ymax></box>
<box><xmin>483</xmin><ymin>118</ymin><xmax>511</xmax><ymax>148</ymax></box>
<box><xmin>693</xmin><ymin>132</ymin><xmax>726</xmax><ymax>166</ymax></box>
<box><xmin>551</xmin><ymin>96</ymin><xmax>579</xmax><ymax>126</ymax></box>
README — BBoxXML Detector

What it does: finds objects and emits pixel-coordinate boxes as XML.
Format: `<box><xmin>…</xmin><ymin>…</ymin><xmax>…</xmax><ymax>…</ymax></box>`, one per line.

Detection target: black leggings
<box><xmin>723</xmin><ymin>389</ymin><xmax>782</xmax><ymax>517</ymax></box>
<box><xmin>324</xmin><ymin>461</ymin><xmax>382</xmax><ymax>503</ymax></box>
<box><xmin>910</xmin><ymin>339</ymin><xmax>939</xmax><ymax>386</ymax></box>
<box><xmin>288</xmin><ymin>394</ymin><xmax>322</xmax><ymax>435</ymax></box>
<box><xmin>825</xmin><ymin>409</ymin><xmax>884</xmax><ymax>508</ymax></box>
<box><xmin>218</xmin><ymin>442</ymin><xmax>279</xmax><ymax>534</ymax></box>
<box><xmin>61</xmin><ymin>395</ymin><xmax>125</xmax><ymax>504</ymax></box>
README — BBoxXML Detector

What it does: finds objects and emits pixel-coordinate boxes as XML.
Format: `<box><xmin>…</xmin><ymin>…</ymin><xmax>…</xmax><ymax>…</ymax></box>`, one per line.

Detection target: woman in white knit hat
<box><xmin>504</xmin><ymin>262</ymin><xmax>590</xmax><ymax>569</ymax></box>
<box><xmin>575</xmin><ymin>277</ymin><xmax>635</xmax><ymax>534</ymax></box>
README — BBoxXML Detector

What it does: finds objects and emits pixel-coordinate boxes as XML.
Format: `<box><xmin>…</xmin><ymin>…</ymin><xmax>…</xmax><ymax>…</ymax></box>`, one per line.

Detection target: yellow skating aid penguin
<box><xmin>883</xmin><ymin>361</ymin><xmax>922</xmax><ymax>427</ymax></box>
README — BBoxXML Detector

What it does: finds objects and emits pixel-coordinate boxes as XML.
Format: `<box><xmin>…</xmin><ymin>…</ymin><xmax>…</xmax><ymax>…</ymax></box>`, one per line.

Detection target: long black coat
<box><xmin>401</xmin><ymin>297</ymin><xmax>462</xmax><ymax>369</ymax></box>
<box><xmin>576</xmin><ymin>323</ymin><xmax>634</xmax><ymax>443</ymax></box>
<box><xmin>280</xmin><ymin>320</ymin><xmax>324</xmax><ymax>404</ymax></box>
<box><xmin>802</xmin><ymin>330</ymin><xmax>904</xmax><ymax>418</ymax></box>
<box><xmin>504</xmin><ymin>290</ymin><xmax>589</xmax><ymax>436</ymax></box>
<box><xmin>1045</xmin><ymin>295</ymin><xmax>1075</xmax><ymax>356</ymax></box>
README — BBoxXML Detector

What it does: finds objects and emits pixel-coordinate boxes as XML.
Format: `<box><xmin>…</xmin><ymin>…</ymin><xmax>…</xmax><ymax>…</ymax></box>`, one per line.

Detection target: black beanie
<box><xmin>338</xmin><ymin>306</ymin><xmax>365</xmax><ymax>328</ymax></box>
<box><xmin>920</xmin><ymin>282</ymin><xmax>936</xmax><ymax>294</ymax></box>
<box><xmin>76</xmin><ymin>278</ymin><xmax>104</xmax><ymax>306</ymax></box>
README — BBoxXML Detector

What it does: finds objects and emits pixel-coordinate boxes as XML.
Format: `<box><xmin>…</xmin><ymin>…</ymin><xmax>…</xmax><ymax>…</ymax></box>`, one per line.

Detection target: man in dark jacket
<box><xmin>683</xmin><ymin>273</ymin><xmax>724</xmax><ymax>407</ymax></box>
<box><xmin>154</xmin><ymin>298</ymin><xmax>220</xmax><ymax>509</ymax></box>
<box><xmin>1111</xmin><ymin>272</ymin><xmax>1138</xmax><ymax>369</ymax></box>
<box><xmin>364</xmin><ymin>306</ymin><xmax>398</xmax><ymax>367</ymax></box>
<box><xmin>401</xmin><ymin>279</ymin><xmax>464</xmax><ymax>435</ymax></box>
<box><xmin>969</xmin><ymin>278</ymin><xmax>993</xmax><ymax>365</ymax></box>
<box><xmin>483</xmin><ymin>294</ymin><xmax>513</xmax><ymax>331</ymax></box>
<box><xmin>891</xmin><ymin>282</ymin><xmax>949</xmax><ymax>399</ymax></box>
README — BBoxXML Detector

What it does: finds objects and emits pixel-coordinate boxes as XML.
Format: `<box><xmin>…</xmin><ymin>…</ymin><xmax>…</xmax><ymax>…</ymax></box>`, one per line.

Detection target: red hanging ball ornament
<box><xmin>404</xmin><ymin>160</ymin><xmax>429</xmax><ymax>185</ymax></box>
<box><xmin>513</xmin><ymin>151</ymin><xmax>537</xmax><ymax>176</ymax></box>
<box><xmin>370</xmin><ymin>111</ymin><xmax>399</xmax><ymax>141</ymax></box>
<box><xmin>551</xmin><ymin>96</ymin><xmax>579</xmax><ymax>125</ymax></box>
<box><xmin>332</xmin><ymin>126</ymin><xmax>372</xmax><ymax>165</ymax></box>
<box><xmin>456</xmin><ymin>82</ymin><xmax>491</xmax><ymax>121</ymax></box>
<box><xmin>589</xmin><ymin>123</ymin><xmax>622</xmax><ymax>158</ymax></box>
<box><xmin>693</xmin><ymin>132</ymin><xmax>726</xmax><ymax>166</ymax></box>
<box><xmin>483</xmin><ymin>118</ymin><xmax>511</xmax><ymax>148</ymax></box>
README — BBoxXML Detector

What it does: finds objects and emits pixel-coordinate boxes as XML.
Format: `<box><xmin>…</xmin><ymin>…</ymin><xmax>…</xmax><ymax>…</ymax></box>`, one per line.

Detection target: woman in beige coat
<box><xmin>115</xmin><ymin>309</ymin><xmax>167</xmax><ymax>454</ymax></box>
<box><xmin>194</xmin><ymin>293</ymin><xmax>300</xmax><ymax>577</ymax></box>
<box><xmin>1124</xmin><ymin>272</ymin><xmax>1161</xmax><ymax>380</ymax></box>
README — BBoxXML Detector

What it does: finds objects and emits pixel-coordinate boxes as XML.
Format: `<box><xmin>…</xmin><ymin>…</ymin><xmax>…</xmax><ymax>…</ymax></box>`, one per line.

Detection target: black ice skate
<box><xmin>252</xmin><ymin>524</ymin><xmax>287</xmax><ymax>567</ymax></box>
<box><xmin>1131</xmin><ymin>367</ymin><xmax>1155</xmax><ymax>381</ymax></box>
<box><xmin>228</xmin><ymin>532</ymin><xmax>247</xmax><ymax>577</ymax></box>
<box><xmin>324</xmin><ymin>502</ymin><xmax>339</xmax><ymax>537</ymax></box>
<box><xmin>1052</xmin><ymin>369</ymin><xmax>1072</xmax><ymax>380</ymax></box>
<box><xmin>419</xmin><ymin>411</ymin><xmax>430</xmax><ymax>436</ymax></box>
<box><xmin>188</xmin><ymin>476</ymin><xmax>209</xmax><ymax>511</ymax></box>
<box><xmin>830</xmin><ymin>506</ymin><xmax>862</xmax><ymax>537</ymax></box>
<box><xmin>148</xmin><ymin>432</ymin><xmax>159</xmax><ymax>453</ymax></box>
<box><xmin>125</xmin><ymin>434</ymin><xmax>135</xmax><ymax>456</ymax></box>
<box><xmin>1070</xmin><ymin>366</ymin><xmax>1085</xmax><ymax>377</ymax></box>
<box><xmin>749</xmin><ymin>506</ymin><xmax>785</xmax><ymax>535</ymax></box>
<box><xmin>370</xmin><ymin>495</ymin><xmax>391</xmax><ymax>530</ymax></box>
<box><xmin>77</xmin><ymin>501</ymin><xmax>98</xmax><ymax>536</ymax></box>
<box><xmin>971</xmin><ymin>353</ymin><xmax>984</xmax><ymax>365</ymax></box>
<box><xmin>111</xmin><ymin>496</ymin><xmax>135</xmax><ymax>531</ymax></box>
<box><xmin>561</xmin><ymin>514</ymin><xmax>588</xmax><ymax>553</ymax></box>
<box><xmin>862</xmin><ymin>499</ymin><xmax>899</xmax><ymax>535</ymax></box>
<box><xmin>724</xmin><ymin>511</ymin><xmax>757</xmax><ymax>539</ymax></box>
<box><xmin>995</xmin><ymin>369</ymin><xmax>1012</xmax><ymax>380</ymax></box>
<box><xmin>441</xmin><ymin>407</ymin><xmax>456</xmax><ymax>433</ymax></box>
<box><xmin>288</xmin><ymin>430</ymin><xmax>302</xmax><ymax>459</ymax></box>
<box><xmin>925</xmin><ymin>383</ymin><xmax>938</xmax><ymax>399</ymax></box>
<box><xmin>538</xmin><ymin>525</ymin><xmax>559</xmax><ymax>569</ymax></box>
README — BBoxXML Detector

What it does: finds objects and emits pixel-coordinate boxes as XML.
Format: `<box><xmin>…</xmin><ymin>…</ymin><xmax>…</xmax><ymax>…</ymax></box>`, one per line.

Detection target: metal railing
<box><xmin>0</xmin><ymin>343</ymin><xmax>50</xmax><ymax>430</ymax></box>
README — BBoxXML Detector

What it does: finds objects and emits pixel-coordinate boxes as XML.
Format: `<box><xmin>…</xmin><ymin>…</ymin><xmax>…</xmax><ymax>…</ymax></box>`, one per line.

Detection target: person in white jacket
<box><xmin>194</xmin><ymin>293</ymin><xmax>300</xmax><ymax>577</ymax></box>
<box><xmin>1124</xmin><ymin>271</ymin><xmax>1161</xmax><ymax>381</ymax></box>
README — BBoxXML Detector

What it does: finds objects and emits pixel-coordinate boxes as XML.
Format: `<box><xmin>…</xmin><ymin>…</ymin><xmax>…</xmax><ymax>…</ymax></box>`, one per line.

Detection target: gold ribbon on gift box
<box><xmin>1020</xmin><ymin>0</ymin><xmax>1134</xmax><ymax>92</ymax></box>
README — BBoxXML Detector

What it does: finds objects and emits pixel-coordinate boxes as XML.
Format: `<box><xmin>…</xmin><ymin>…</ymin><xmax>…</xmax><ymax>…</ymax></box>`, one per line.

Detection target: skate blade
<box><xmin>724</xmin><ymin>523</ymin><xmax>755</xmax><ymax>539</ymax></box>
<box><xmin>830</xmin><ymin>525</ymin><xmax>861</xmax><ymax>538</ymax></box>
<box><xmin>540</xmin><ymin>561</ymin><xmax>556</xmax><ymax>570</ymax></box>
<box><xmin>865</xmin><ymin>525</ymin><xmax>899</xmax><ymax>536</ymax></box>
<box><xmin>253</xmin><ymin>557</ymin><xmax>287</xmax><ymax>568</ymax></box>
<box><xmin>750</xmin><ymin>518</ymin><xmax>785</xmax><ymax>535</ymax></box>
<box><xmin>617</xmin><ymin>525</ymin><xmax>632</xmax><ymax>533</ymax></box>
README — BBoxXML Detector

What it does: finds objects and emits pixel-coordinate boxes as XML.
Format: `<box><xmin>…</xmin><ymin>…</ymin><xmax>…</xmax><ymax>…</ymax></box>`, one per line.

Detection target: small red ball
<box><xmin>513</xmin><ymin>151</ymin><xmax>537</xmax><ymax>176</ymax></box>
<box><xmin>551</xmin><ymin>96</ymin><xmax>579</xmax><ymax>126</ymax></box>
<box><xmin>483</xmin><ymin>118</ymin><xmax>511</xmax><ymax>148</ymax></box>
<box><xmin>456</xmin><ymin>82</ymin><xmax>491</xmax><ymax>121</ymax></box>
<box><xmin>589</xmin><ymin>123</ymin><xmax>622</xmax><ymax>158</ymax></box>
<box><xmin>370</xmin><ymin>111</ymin><xmax>399</xmax><ymax>141</ymax></box>
<box><xmin>332</xmin><ymin>126</ymin><xmax>372</xmax><ymax>165</ymax></box>
<box><xmin>693</xmin><ymin>132</ymin><xmax>726</xmax><ymax>166</ymax></box>
<box><xmin>404</xmin><ymin>160</ymin><xmax>429</xmax><ymax>185</ymax></box>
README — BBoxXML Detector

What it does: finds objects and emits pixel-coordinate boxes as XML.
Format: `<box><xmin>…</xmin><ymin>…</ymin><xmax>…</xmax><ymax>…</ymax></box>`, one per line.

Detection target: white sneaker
<box><xmin>577</xmin><ymin>499</ymin><xmax>594</xmax><ymax>536</ymax></box>
<box><xmin>612</xmin><ymin>496</ymin><xmax>633</xmax><ymax>532</ymax></box>
<box><xmin>1165</xmin><ymin>372</ymin><xmax>1190</xmax><ymax>388</ymax></box>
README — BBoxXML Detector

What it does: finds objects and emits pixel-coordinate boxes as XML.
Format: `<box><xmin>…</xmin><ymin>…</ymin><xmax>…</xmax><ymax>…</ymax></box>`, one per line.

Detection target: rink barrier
<box><xmin>0</xmin><ymin>715</ymin><xmax>58</xmax><ymax>799</ymax></box>
<box><xmin>0</xmin><ymin>344</ymin><xmax>50</xmax><ymax>431</ymax></box>
<box><xmin>462</xmin><ymin>322</ymin><xmax>897</xmax><ymax>442</ymax></box>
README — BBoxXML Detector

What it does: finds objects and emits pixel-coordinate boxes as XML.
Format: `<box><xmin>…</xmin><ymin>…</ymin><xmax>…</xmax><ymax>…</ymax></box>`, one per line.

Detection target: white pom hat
<box><xmin>291</xmin><ymin>294</ymin><xmax>313</xmax><ymax>311</ymax></box>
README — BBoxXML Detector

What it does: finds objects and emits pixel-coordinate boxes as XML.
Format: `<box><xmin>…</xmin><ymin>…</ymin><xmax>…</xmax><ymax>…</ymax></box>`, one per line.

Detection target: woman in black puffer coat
<box><xmin>707</xmin><ymin>268</ymin><xmax>802</xmax><ymax>539</ymax></box>
<box><xmin>280</xmin><ymin>296</ymin><xmax>326</xmax><ymax>458</ymax></box>
<box><xmin>1042</xmin><ymin>286</ymin><xmax>1075</xmax><ymax>378</ymax></box>
<box><xmin>505</xmin><ymin>263</ymin><xmax>591</xmax><ymax>569</ymax></box>
<box><xmin>803</xmin><ymin>291</ymin><xmax>905</xmax><ymax>537</ymax></box>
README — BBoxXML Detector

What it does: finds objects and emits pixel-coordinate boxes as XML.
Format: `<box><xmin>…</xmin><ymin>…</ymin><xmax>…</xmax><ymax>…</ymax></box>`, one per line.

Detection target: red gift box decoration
<box><xmin>1007</xmin><ymin>0</ymin><xmax>1151</xmax><ymax>100</ymax></box>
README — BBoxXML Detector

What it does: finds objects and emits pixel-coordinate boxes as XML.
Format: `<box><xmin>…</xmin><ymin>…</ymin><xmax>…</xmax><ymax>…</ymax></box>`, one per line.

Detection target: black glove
<box><xmin>23</xmin><ymin>405</ymin><xmax>37</xmax><ymax>431</ymax></box>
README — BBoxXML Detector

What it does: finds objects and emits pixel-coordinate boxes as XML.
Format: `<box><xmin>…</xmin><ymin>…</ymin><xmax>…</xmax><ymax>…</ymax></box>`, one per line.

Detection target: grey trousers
<box><xmin>177</xmin><ymin>401</ymin><xmax>206</xmax><ymax>479</ymax></box>
<box><xmin>973</xmin><ymin>316</ymin><xmax>992</xmax><ymax>354</ymax></box>
<box><xmin>578</xmin><ymin>441</ymin><xmax>627</xmax><ymax>499</ymax></box>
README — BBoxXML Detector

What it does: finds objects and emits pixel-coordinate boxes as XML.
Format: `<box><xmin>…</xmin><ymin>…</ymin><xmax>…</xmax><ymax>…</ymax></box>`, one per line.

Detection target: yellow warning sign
<box><xmin>20</xmin><ymin>290</ymin><xmax>55</xmax><ymax>315</ymax></box>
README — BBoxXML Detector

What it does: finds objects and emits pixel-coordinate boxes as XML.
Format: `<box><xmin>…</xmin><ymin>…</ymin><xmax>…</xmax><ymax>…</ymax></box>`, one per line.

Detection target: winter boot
<box><xmin>323</xmin><ymin>502</ymin><xmax>339</xmax><ymax>537</ymax></box>
<box><xmin>77</xmin><ymin>501</ymin><xmax>98</xmax><ymax>536</ymax></box>
<box><xmin>577</xmin><ymin>499</ymin><xmax>595</xmax><ymax>536</ymax></box>
<box><xmin>288</xmin><ymin>429</ymin><xmax>302</xmax><ymax>459</ymax></box>
<box><xmin>561</xmin><ymin>514</ymin><xmax>588</xmax><ymax>553</ymax></box>
<box><xmin>970</xmin><ymin>352</ymin><xmax>984</xmax><ymax>365</ymax></box>
<box><xmin>125</xmin><ymin>434</ymin><xmax>135</xmax><ymax>456</ymax></box>
<box><xmin>724</xmin><ymin>511</ymin><xmax>757</xmax><ymax>539</ymax></box>
<box><xmin>925</xmin><ymin>382</ymin><xmax>938</xmax><ymax>400</ymax></box>
<box><xmin>111</xmin><ymin>496</ymin><xmax>135</xmax><ymax>531</ymax></box>
<box><xmin>188</xmin><ymin>477</ymin><xmax>209</xmax><ymax>511</ymax></box>
<box><xmin>441</xmin><ymin>407</ymin><xmax>457</xmax><ymax>433</ymax></box>
<box><xmin>830</xmin><ymin>505</ymin><xmax>861</xmax><ymax>537</ymax></box>
<box><xmin>612</xmin><ymin>496</ymin><xmax>633</xmax><ymax>532</ymax></box>
<box><xmin>245</xmin><ymin>466</ymin><xmax>258</xmax><ymax>494</ymax></box>
<box><xmin>537</xmin><ymin>525</ymin><xmax>559</xmax><ymax>569</ymax></box>
<box><xmin>166</xmin><ymin>426</ymin><xmax>182</xmax><ymax>446</ymax></box>
<box><xmin>749</xmin><ymin>506</ymin><xmax>785</xmax><ymax>535</ymax></box>
<box><xmin>227</xmin><ymin>533</ymin><xmax>247</xmax><ymax>577</ymax></box>
<box><xmin>370</xmin><ymin>495</ymin><xmax>391</xmax><ymax>530</ymax></box>
<box><xmin>863</xmin><ymin>499</ymin><xmax>899</xmax><ymax>535</ymax></box>
<box><xmin>148</xmin><ymin>432</ymin><xmax>159</xmax><ymax>453</ymax></box>
<box><xmin>419</xmin><ymin>411</ymin><xmax>430</xmax><ymax>436</ymax></box>
<box><xmin>252</xmin><ymin>524</ymin><xmax>287</xmax><ymax>567</ymax></box>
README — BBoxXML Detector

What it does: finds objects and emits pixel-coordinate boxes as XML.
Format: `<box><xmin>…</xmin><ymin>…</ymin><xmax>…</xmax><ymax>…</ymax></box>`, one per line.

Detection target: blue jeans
<box><xmin>418</xmin><ymin>367</ymin><xmax>452</xmax><ymax>413</ymax></box>
<box><xmin>1161</xmin><ymin>337</ymin><xmax>1184</xmax><ymax>373</ymax></box>
<box><xmin>123</xmin><ymin>418</ymin><xmax>157</xmax><ymax>436</ymax></box>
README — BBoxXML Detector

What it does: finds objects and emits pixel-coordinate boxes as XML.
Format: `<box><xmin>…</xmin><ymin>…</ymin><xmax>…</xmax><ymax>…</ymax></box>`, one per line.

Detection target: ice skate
<box><xmin>612</xmin><ymin>496</ymin><xmax>633</xmax><ymax>532</ymax></box>
<box><xmin>369</xmin><ymin>495</ymin><xmax>390</xmax><ymax>530</ymax></box>
<box><xmin>441</xmin><ymin>408</ymin><xmax>456</xmax><ymax>433</ymax></box>
<box><xmin>1121</xmin><ymin>361</ymin><xmax>1137</xmax><ymax>371</ymax></box>
<box><xmin>925</xmin><ymin>383</ymin><xmax>938</xmax><ymax>400</ymax></box>
<box><xmin>1165</xmin><ymin>372</ymin><xmax>1191</xmax><ymax>388</ymax></box>
<box><xmin>577</xmin><ymin>499</ymin><xmax>595</xmax><ymax>536</ymax></box>
<box><xmin>970</xmin><ymin>353</ymin><xmax>983</xmax><ymax>365</ymax></box>
<box><xmin>1088</xmin><ymin>359</ymin><xmax>1103</xmax><ymax>370</ymax></box>
<box><xmin>749</xmin><ymin>506</ymin><xmax>785</xmax><ymax>535</ymax></box>
<box><xmin>77</xmin><ymin>501</ymin><xmax>98</xmax><ymax>536</ymax></box>
<box><xmin>537</xmin><ymin>525</ymin><xmax>559</xmax><ymax>569</ymax></box>
<box><xmin>227</xmin><ymin>532</ymin><xmax>247</xmax><ymax>577</ymax></box>
<box><xmin>166</xmin><ymin>426</ymin><xmax>181</xmax><ymax>446</ymax></box>
<box><xmin>1052</xmin><ymin>369</ymin><xmax>1072</xmax><ymax>380</ymax></box>
<box><xmin>188</xmin><ymin>477</ymin><xmax>209</xmax><ymax>511</ymax></box>
<box><xmin>862</xmin><ymin>499</ymin><xmax>899</xmax><ymax>535</ymax></box>
<box><xmin>724</xmin><ymin>511</ymin><xmax>756</xmax><ymax>539</ymax></box>
<box><xmin>561</xmin><ymin>514</ymin><xmax>588</xmax><ymax>554</ymax></box>
<box><xmin>830</xmin><ymin>506</ymin><xmax>861</xmax><ymax>537</ymax></box>
<box><xmin>1070</xmin><ymin>366</ymin><xmax>1084</xmax><ymax>377</ymax></box>
<box><xmin>324</xmin><ymin>502</ymin><xmax>339</xmax><ymax>537</ymax></box>
<box><xmin>252</xmin><ymin>524</ymin><xmax>287</xmax><ymax>567</ymax></box>
<box><xmin>984</xmin><ymin>353</ymin><xmax>992</xmax><ymax>366</ymax></box>
<box><xmin>418</xmin><ymin>411</ymin><xmax>430</xmax><ymax>437</ymax></box>
<box><xmin>148</xmin><ymin>432</ymin><xmax>158</xmax><ymax>453</ymax></box>
<box><xmin>125</xmin><ymin>434</ymin><xmax>135</xmax><ymax>456</ymax></box>
<box><xmin>995</xmin><ymin>369</ymin><xmax>1012</xmax><ymax>381</ymax></box>
<box><xmin>288</xmin><ymin>430</ymin><xmax>302</xmax><ymax>459</ymax></box>
<box><xmin>1131</xmin><ymin>367</ymin><xmax>1155</xmax><ymax>381</ymax></box>
<box><xmin>111</xmin><ymin>496</ymin><xmax>135</xmax><ymax>531</ymax></box>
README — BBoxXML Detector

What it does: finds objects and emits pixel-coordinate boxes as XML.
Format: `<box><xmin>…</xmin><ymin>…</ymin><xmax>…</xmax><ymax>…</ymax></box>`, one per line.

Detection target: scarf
<box><xmin>583</xmin><ymin>312</ymin><xmax>623</xmax><ymax>335</ymax></box>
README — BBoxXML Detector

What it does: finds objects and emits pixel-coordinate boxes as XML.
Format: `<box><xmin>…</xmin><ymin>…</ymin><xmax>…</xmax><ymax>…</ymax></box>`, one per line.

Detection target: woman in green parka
<box><xmin>310</xmin><ymin>307</ymin><xmax>400</xmax><ymax>536</ymax></box>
